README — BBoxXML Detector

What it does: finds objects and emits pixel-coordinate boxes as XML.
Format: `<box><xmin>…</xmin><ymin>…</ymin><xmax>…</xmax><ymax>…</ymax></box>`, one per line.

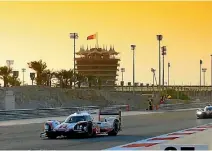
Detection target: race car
<box><xmin>40</xmin><ymin>109</ymin><xmax>122</xmax><ymax>139</ymax></box>
<box><xmin>196</xmin><ymin>105</ymin><xmax>212</xmax><ymax>119</ymax></box>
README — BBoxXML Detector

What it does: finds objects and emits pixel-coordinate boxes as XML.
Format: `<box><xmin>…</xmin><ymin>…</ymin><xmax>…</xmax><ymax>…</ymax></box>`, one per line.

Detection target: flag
<box><xmin>200</xmin><ymin>60</ymin><xmax>203</xmax><ymax>64</ymax></box>
<box><xmin>87</xmin><ymin>34</ymin><xmax>96</xmax><ymax>40</ymax></box>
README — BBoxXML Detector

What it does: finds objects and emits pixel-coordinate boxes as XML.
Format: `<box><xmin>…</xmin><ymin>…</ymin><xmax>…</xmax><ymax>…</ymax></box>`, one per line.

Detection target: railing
<box><xmin>0</xmin><ymin>106</ymin><xmax>96</xmax><ymax>121</ymax></box>
<box><xmin>0</xmin><ymin>102</ymin><xmax>208</xmax><ymax>122</ymax></box>
<box><xmin>159</xmin><ymin>102</ymin><xmax>210</xmax><ymax>110</ymax></box>
<box><xmin>0</xmin><ymin>105</ymin><xmax>130</xmax><ymax>122</ymax></box>
<box><xmin>98</xmin><ymin>85</ymin><xmax>212</xmax><ymax>91</ymax></box>
<box><xmin>74</xmin><ymin>86</ymin><xmax>212</xmax><ymax>92</ymax></box>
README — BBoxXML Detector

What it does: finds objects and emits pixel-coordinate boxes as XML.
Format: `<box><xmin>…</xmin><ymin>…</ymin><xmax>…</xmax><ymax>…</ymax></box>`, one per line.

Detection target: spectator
<box><xmin>160</xmin><ymin>96</ymin><xmax>164</xmax><ymax>104</ymax></box>
<box><xmin>148</xmin><ymin>99</ymin><xmax>153</xmax><ymax>110</ymax></box>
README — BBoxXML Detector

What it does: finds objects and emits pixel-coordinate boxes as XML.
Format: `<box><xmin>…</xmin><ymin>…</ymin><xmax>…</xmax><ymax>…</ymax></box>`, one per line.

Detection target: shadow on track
<box><xmin>41</xmin><ymin>134</ymin><xmax>154</xmax><ymax>143</ymax></box>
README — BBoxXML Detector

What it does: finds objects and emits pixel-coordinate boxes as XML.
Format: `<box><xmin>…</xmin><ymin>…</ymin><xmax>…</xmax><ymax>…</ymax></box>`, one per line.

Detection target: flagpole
<box><xmin>96</xmin><ymin>32</ymin><xmax>98</xmax><ymax>48</ymax></box>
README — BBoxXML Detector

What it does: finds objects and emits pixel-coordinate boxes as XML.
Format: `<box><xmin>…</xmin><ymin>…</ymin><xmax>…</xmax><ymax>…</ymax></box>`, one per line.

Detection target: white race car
<box><xmin>196</xmin><ymin>105</ymin><xmax>212</xmax><ymax>119</ymax></box>
<box><xmin>40</xmin><ymin>109</ymin><xmax>122</xmax><ymax>139</ymax></box>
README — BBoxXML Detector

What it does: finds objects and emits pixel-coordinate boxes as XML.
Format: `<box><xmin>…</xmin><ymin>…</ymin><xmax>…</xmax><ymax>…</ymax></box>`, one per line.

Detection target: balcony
<box><xmin>76</xmin><ymin>69</ymin><xmax>119</xmax><ymax>71</ymax></box>
<box><xmin>79</xmin><ymin>73</ymin><xmax>118</xmax><ymax>77</ymax></box>
<box><xmin>75</xmin><ymin>56</ymin><xmax>120</xmax><ymax>60</ymax></box>
<box><xmin>76</xmin><ymin>64</ymin><xmax>120</xmax><ymax>67</ymax></box>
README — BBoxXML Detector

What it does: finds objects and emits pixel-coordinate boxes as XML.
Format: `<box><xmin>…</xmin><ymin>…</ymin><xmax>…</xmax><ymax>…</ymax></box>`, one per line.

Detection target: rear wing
<box><xmin>98</xmin><ymin>108</ymin><xmax>122</xmax><ymax>123</ymax></box>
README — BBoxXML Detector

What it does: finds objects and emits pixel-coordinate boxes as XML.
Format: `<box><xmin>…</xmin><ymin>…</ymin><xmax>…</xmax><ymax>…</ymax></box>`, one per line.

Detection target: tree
<box><xmin>65</xmin><ymin>69</ymin><xmax>74</xmax><ymax>88</ymax></box>
<box><xmin>54</xmin><ymin>69</ymin><xmax>74</xmax><ymax>88</ymax></box>
<box><xmin>28</xmin><ymin>60</ymin><xmax>47</xmax><ymax>85</ymax></box>
<box><xmin>0</xmin><ymin>66</ymin><xmax>12</xmax><ymax>87</ymax></box>
<box><xmin>61</xmin><ymin>70</ymin><xmax>69</xmax><ymax>87</ymax></box>
<box><xmin>75</xmin><ymin>73</ymin><xmax>85</xmax><ymax>88</ymax></box>
<box><xmin>87</xmin><ymin>75</ymin><xmax>95</xmax><ymax>88</ymax></box>
<box><xmin>67</xmin><ymin>69</ymin><xmax>74</xmax><ymax>88</ymax></box>
<box><xmin>41</xmin><ymin>69</ymin><xmax>54</xmax><ymax>86</ymax></box>
<box><xmin>7</xmin><ymin>76</ymin><xmax>21</xmax><ymax>86</ymax></box>
<box><xmin>97</xmin><ymin>77</ymin><xmax>102</xmax><ymax>90</ymax></box>
<box><xmin>53</xmin><ymin>70</ymin><xmax>63</xmax><ymax>88</ymax></box>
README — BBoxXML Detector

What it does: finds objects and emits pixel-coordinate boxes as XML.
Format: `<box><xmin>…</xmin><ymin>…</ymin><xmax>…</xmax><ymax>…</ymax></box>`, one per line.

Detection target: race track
<box><xmin>1</xmin><ymin>110</ymin><xmax>212</xmax><ymax>150</ymax></box>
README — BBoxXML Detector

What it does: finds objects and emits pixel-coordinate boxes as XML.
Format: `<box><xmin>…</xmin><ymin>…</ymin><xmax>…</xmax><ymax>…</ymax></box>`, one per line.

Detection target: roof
<box><xmin>76</xmin><ymin>46</ymin><xmax>119</xmax><ymax>55</ymax></box>
<box><xmin>69</xmin><ymin>111</ymin><xmax>91</xmax><ymax>117</ymax></box>
<box><xmin>206</xmin><ymin>106</ymin><xmax>212</xmax><ymax>109</ymax></box>
<box><xmin>204</xmin><ymin>106</ymin><xmax>212</xmax><ymax>111</ymax></box>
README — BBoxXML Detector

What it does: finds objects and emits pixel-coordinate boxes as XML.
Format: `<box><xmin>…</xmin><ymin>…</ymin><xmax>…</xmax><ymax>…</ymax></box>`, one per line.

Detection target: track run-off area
<box><xmin>1</xmin><ymin>110</ymin><xmax>212</xmax><ymax>150</ymax></box>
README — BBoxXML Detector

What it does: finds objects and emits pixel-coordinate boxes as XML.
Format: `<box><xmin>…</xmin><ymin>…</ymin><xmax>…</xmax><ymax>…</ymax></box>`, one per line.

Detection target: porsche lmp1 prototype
<box><xmin>40</xmin><ymin>109</ymin><xmax>122</xmax><ymax>139</ymax></box>
<box><xmin>196</xmin><ymin>105</ymin><xmax>212</xmax><ymax>119</ymax></box>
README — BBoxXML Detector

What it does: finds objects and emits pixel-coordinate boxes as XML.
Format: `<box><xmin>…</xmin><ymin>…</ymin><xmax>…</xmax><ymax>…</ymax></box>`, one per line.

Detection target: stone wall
<box><xmin>0</xmin><ymin>86</ymin><xmax>160</xmax><ymax>110</ymax></box>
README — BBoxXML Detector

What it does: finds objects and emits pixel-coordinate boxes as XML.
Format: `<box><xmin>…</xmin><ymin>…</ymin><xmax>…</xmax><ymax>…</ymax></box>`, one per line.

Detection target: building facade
<box><xmin>75</xmin><ymin>46</ymin><xmax>120</xmax><ymax>86</ymax></box>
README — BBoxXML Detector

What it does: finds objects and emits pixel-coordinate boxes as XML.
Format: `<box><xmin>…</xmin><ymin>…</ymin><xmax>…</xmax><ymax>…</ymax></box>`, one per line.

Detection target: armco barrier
<box><xmin>0</xmin><ymin>106</ymin><xmax>99</xmax><ymax>121</ymax></box>
<box><xmin>103</xmin><ymin>105</ymin><xmax>130</xmax><ymax>111</ymax></box>
<box><xmin>159</xmin><ymin>102</ymin><xmax>210</xmax><ymax>110</ymax></box>
<box><xmin>0</xmin><ymin>105</ymin><xmax>130</xmax><ymax>122</ymax></box>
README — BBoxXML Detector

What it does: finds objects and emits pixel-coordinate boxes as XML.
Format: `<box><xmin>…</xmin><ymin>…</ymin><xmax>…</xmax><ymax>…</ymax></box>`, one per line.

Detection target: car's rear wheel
<box><xmin>86</xmin><ymin>122</ymin><xmax>93</xmax><ymax>137</ymax></box>
<box><xmin>108</xmin><ymin>120</ymin><xmax>119</xmax><ymax>136</ymax></box>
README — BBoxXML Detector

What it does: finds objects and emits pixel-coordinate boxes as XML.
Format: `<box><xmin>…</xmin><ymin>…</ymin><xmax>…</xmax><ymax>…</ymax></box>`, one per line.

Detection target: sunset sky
<box><xmin>0</xmin><ymin>1</ymin><xmax>212</xmax><ymax>85</ymax></box>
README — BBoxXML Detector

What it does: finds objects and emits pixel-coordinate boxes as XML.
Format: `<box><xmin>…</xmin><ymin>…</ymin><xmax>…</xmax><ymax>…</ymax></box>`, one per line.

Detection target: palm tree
<box><xmin>27</xmin><ymin>60</ymin><xmax>47</xmax><ymax>85</ymax></box>
<box><xmin>75</xmin><ymin>73</ymin><xmax>85</xmax><ymax>88</ymax></box>
<box><xmin>41</xmin><ymin>69</ymin><xmax>52</xmax><ymax>86</ymax></box>
<box><xmin>7</xmin><ymin>76</ymin><xmax>21</xmax><ymax>86</ymax></box>
<box><xmin>60</xmin><ymin>69</ymin><xmax>69</xmax><ymax>88</ymax></box>
<box><xmin>97</xmin><ymin>77</ymin><xmax>102</xmax><ymax>90</ymax></box>
<box><xmin>55</xmin><ymin>69</ymin><xmax>74</xmax><ymax>88</ymax></box>
<box><xmin>87</xmin><ymin>75</ymin><xmax>95</xmax><ymax>88</ymax></box>
<box><xmin>53</xmin><ymin>70</ymin><xmax>63</xmax><ymax>88</ymax></box>
<box><xmin>0</xmin><ymin>66</ymin><xmax>12</xmax><ymax>87</ymax></box>
<box><xmin>67</xmin><ymin>69</ymin><xmax>74</xmax><ymax>88</ymax></box>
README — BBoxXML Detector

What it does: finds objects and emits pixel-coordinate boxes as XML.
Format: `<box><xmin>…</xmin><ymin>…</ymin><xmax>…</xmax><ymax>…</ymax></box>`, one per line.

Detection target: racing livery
<box><xmin>40</xmin><ymin>110</ymin><xmax>121</xmax><ymax>139</ymax></box>
<box><xmin>196</xmin><ymin>105</ymin><xmax>212</xmax><ymax>119</ymax></box>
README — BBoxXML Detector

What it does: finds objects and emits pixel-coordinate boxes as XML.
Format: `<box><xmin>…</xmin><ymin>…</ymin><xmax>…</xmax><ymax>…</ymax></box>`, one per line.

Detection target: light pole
<box><xmin>211</xmin><ymin>55</ymin><xmax>212</xmax><ymax>87</ymax></box>
<box><xmin>70</xmin><ymin>33</ymin><xmax>79</xmax><ymax>88</ymax></box>
<box><xmin>6</xmin><ymin>60</ymin><xmax>14</xmax><ymax>69</ymax></box>
<box><xmin>200</xmin><ymin>59</ymin><xmax>203</xmax><ymax>88</ymax></box>
<box><xmin>161</xmin><ymin>46</ymin><xmax>167</xmax><ymax>88</ymax></box>
<box><xmin>12</xmin><ymin>71</ymin><xmax>19</xmax><ymax>86</ymax></box>
<box><xmin>121</xmin><ymin>68</ymin><xmax>125</xmax><ymax>91</ymax></box>
<box><xmin>30</xmin><ymin>73</ymin><xmax>35</xmax><ymax>85</ymax></box>
<box><xmin>168</xmin><ymin>62</ymin><xmax>171</xmax><ymax>86</ymax></box>
<box><xmin>22</xmin><ymin>68</ymin><xmax>26</xmax><ymax>85</ymax></box>
<box><xmin>151</xmin><ymin>68</ymin><xmax>157</xmax><ymax>86</ymax></box>
<box><xmin>202</xmin><ymin>68</ymin><xmax>207</xmax><ymax>86</ymax></box>
<box><xmin>131</xmin><ymin>45</ymin><xmax>136</xmax><ymax>94</ymax></box>
<box><xmin>157</xmin><ymin>35</ymin><xmax>163</xmax><ymax>86</ymax></box>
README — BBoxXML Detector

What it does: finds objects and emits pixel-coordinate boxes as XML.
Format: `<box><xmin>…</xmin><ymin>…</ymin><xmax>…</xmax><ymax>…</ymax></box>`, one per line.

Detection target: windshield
<box><xmin>207</xmin><ymin>107</ymin><xmax>212</xmax><ymax>111</ymax></box>
<box><xmin>64</xmin><ymin>115</ymin><xmax>89</xmax><ymax>123</ymax></box>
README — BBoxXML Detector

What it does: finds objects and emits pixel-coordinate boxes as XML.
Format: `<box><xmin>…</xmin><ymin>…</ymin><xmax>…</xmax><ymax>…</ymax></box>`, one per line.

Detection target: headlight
<box><xmin>197</xmin><ymin>111</ymin><xmax>202</xmax><ymax>114</ymax></box>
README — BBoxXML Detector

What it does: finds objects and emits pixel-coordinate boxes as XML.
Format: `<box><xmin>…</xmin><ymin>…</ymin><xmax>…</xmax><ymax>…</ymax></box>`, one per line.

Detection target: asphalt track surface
<box><xmin>1</xmin><ymin>110</ymin><xmax>212</xmax><ymax>150</ymax></box>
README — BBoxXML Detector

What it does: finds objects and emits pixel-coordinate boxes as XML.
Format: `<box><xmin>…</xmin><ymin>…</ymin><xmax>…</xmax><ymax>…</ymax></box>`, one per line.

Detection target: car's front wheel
<box><xmin>46</xmin><ymin>133</ymin><xmax>57</xmax><ymax>139</ymax></box>
<box><xmin>197</xmin><ymin>112</ymin><xmax>206</xmax><ymax>119</ymax></box>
